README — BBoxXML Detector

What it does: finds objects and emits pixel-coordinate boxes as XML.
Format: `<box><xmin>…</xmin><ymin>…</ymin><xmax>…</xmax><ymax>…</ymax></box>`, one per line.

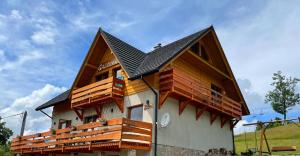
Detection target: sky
<box><xmin>0</xmin><ymin>0</ymin><xmax>299</xmax><ymax>136</ymax></box>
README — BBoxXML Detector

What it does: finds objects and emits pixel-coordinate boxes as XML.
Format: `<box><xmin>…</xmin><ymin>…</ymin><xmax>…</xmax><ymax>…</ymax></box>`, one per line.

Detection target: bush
<box><xmin>0</xmin><ymin>144</ymin><xmax>13</xmax><ymax>156</ymax></box>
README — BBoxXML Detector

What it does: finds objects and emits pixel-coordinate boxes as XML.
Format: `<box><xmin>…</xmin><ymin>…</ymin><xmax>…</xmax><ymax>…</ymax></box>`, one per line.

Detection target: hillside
<box><xmin>235</xmin><ymin>123</ymin><xmax>300</xmax><ymax>155</ymax></box>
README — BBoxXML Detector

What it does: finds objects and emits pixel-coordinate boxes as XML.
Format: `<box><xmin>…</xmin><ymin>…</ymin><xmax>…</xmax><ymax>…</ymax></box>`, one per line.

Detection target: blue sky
<box><xmin>0</xmin><ymin>0</ymin><xmax>299</xmax><ymax>135</ymax></box>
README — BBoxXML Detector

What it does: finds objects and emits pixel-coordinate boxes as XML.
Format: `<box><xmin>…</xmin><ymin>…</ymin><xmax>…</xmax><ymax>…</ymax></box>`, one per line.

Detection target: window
<box><xmin>191</xmin><ymin>42</ymin><xmax>200</xmax><ymax>55</ymax></box>
<box><xmin>113</xmin><ymin>68</ymin><xmax>123</xmax><ymax>80</ymax></box>
<box><xmin>128</xmin><ymin>104</ymin><xmax>143</xmax><ymax>121</ymax></box>
<box><xmin>211</xmin><ymin>84</ymin><xmax>222</xmax><ymax>104</ymax></box>
<box><xmin>83</xmin><ymin>115</ymin><xmax>98</xmax><ymax>124</ymax></box>
<box><xmin>200</xmin><ymin>46</ymin><xmax>209</xmax><ymax>61</ymax></box>
<box><xmin>95</xmin><ymin>72</ymin><xmax>109</xmax><ymax>82</ymax></box>
<box><xmin>58</xmin><ymin>119</ymin><xmax>72</xmax><ymax>129</ymax></box>
<box><xmin>190</xmin><ymin>43</ymin><xmax>209</xmax><ymax>61</ymax></box>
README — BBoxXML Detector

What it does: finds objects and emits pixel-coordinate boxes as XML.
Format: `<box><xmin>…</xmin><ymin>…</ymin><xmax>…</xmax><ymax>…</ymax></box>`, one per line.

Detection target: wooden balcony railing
<box><xmin>71</xmin><ymin>77</ymin><xmax>125</xmax><ymax>109</ymax></box>
<box><xmin>11</xmin><ymin>118</ymin><xmax>152</xmax><ymax>155</ymax></box>
<box><xmin>159</xmin><ymin>68</ymin><xmax>242</xmax><ymax>118</ymax></box>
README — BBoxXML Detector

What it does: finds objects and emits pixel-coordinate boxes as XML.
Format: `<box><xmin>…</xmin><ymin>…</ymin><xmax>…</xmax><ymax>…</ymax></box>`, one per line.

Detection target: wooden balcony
<box><xmin>71</xmin><ymin>77</ymin><xmax>125</xmax><ymax>110</ymax></box>
<box><xmin>159</xmin><ymin>68</ymin><xmax>242</xmax><ymax>118</ymax></box>
<box><xmin>11</xmin><ymin>118</ymin><xmax>152</xmax><ymax>155</ymax></box>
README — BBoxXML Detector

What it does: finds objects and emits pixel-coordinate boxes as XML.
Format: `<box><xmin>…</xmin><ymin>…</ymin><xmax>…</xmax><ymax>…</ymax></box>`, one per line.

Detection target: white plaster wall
<box><xmin>52</xmin><ymin>102</ymin><xmax>124</xmax><ymax>129</ymax></box>
<box><xmin>52</xmin><ymin>108</ymin><xmax>82</xmax><ymax>129</ymax></box>
<box><xmin>124</xmin><ymin>90</ymin><xmax>155</xmax><ymax>123</ymax></box>
<box><xmin>157</xmin><ymin>97</ymin><xmax>233</xmax><ymax>152</ymax></box>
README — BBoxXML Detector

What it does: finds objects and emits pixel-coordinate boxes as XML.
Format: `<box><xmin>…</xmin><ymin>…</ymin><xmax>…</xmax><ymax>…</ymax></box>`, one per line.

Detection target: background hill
<box><xmin>235</xmin><ymin>123</ymin><xmax>300</xmax><ymax>155</ymax></box>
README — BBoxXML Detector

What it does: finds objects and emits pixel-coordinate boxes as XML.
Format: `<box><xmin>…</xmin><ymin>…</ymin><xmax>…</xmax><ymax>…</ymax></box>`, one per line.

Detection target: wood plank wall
<box><xmin>171</xmin><ymin>56</ymin><xmax>225</xmax><ymax>91</ymax></box>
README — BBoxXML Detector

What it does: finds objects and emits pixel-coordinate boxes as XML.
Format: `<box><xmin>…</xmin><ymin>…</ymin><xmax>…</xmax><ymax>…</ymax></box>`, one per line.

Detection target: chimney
<box><xmin>154</xmin><ymin>43</ymin><xmax>162</xmax><ymax>49</ymax></box>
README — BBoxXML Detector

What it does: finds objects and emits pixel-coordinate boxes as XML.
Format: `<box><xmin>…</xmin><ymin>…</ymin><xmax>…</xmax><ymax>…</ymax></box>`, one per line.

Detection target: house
<box><xmin>11</xmin><ymin>26</ymin><xmax>249</xmax><ymax>156</ymax></box>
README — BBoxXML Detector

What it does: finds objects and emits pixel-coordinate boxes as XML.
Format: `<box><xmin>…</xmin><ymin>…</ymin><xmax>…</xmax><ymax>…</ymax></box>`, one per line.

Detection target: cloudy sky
<box><xmin>0</xmin><ymin>0</ymin><xmax>299</xmax><ymax>135</ymax></box>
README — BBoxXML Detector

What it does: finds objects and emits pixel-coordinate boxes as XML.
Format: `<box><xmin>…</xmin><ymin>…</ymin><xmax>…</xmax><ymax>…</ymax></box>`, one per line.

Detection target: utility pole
<box><xmin>20</xmin><ymin>111</ymin><xmax>27</xmax><ymax>136</ymax></box>
<box><xmin>16</xmin><ymin>111</ymin><xmax>27</xmax><ymax>156</ymax></box>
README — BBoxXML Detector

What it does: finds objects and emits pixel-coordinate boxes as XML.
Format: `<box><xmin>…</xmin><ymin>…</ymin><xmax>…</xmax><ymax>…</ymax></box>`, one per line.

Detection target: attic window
<box><xmin>190</xmin><ymin>43</ymin><xmax>209</xmax><ymax>61</ymax></box>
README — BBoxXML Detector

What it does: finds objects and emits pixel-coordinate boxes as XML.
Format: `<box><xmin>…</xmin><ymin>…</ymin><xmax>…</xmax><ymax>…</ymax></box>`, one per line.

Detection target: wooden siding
<box><xmin>172</xmin><ymin>57</ymin><xmax>225</xmax><ymax>91</ymax></box>
<box><xmin>11</xmin><ymin>118</ymin><xmax>152</xmax><ymax>154</ymax></box>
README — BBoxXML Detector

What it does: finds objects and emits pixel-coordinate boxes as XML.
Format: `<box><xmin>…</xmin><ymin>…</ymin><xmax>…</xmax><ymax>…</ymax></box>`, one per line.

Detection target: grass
<box><xmin>235</xmin><ymin>123</ymin><xmax>300</xmax><ymax>155</ymax></box>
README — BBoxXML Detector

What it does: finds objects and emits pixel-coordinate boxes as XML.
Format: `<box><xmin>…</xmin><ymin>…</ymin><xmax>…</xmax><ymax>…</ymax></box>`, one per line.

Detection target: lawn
<box><xmin>235</xmin><ymin>123</ymin><xmax>300</xmax><ymax>155</ymax></box>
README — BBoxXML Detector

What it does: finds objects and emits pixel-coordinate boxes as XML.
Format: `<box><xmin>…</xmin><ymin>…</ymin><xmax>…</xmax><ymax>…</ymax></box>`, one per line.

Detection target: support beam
<box><xmin>94</xmin><ymin>106</ymin><xmax>102</xmax><ymax>118</ymax></box>
<box><xmin>179</xmin><ymin>100</ymin><xmax>190</xmax><ymax>115</ymax></box>
<box><xmin>114</xmin><ymin>98</ymin><xmax>124</xmax><ymax>113</ymax></box>
<box><xmin>196</xmin><ymin>107</ymin><xmax>207</xmax><ymax>120</ymax></box>
<box><xmin>40</xmin><ymin>110</ymin><xmax>52</xmax><ymax>119</ymax></box>
<box><xmin>74</xmin><ymin>109</ymin><xmax>84</xmax><ymax>121</ymax></box>
<box><xmin>210</xmin><ymin>113</ymin><xmax>218</xmax><ymax>125</ymax></box>
<box><xmin>159</xmin><ymin>91</ymin><xmax>170</xmax><ymax>109</ymax></box>
<box><xmin>220</xmin><ymin>116</ymin><xmax>229</xmax><ymax>128</ymax></box>
<box><xmin>230</xmin><ymin>119</ymin><xmax>239</xmax><ymax>129</ymax></box>
<box><xmin>85</xmin><ymin>63</ymin><xmax>98</xmax><ymax>70</ymax></box>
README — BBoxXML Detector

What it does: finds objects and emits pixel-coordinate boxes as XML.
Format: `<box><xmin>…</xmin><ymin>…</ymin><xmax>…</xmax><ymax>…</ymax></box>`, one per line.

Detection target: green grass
<box><xmin>235</xmin><ymin>123</ymin><xmax>300</xmax><ymax>155</ymax></box>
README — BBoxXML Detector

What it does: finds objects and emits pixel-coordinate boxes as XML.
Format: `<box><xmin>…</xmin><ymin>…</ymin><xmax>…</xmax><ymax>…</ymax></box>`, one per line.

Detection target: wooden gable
<box><xmin>161</xmin><ymin>28</ymin><xmax>248</xmax><ymax>115</ymax></box>
<box><xmin>72</xmin><ymin>32</ymin><xmax>122</xmax><ymax>89</ymax></box>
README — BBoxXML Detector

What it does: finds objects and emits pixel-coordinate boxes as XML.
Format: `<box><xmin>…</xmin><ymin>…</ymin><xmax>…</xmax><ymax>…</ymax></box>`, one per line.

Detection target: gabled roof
<box><xmin>35</xmin><ymin>26</ymin><xmax>249</xmax><ymax>115</ymax></box>
<box><xmin>101</xmin><ymin>29</ymin><xmax>146</xmax><ymax>78</ymax></box>
<box><xmin>35</xmin><ymin>90</ymin><xmax>70</xmax><ymax>111</ymax></box>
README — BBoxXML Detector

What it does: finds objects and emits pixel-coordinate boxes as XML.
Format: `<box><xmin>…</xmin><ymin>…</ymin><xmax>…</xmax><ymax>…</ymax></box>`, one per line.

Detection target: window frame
<box><xmin>83</xmin><ymin>115</ymin><xmax>98</xmax><ymax>124</ymax></box>
<box><xmin>58</xmin><ymin>119</ymin><xmax>72</xmax><ymax>129</ymax></box>
<box><xmin>127</xmin><ymin>104</ymin><xmax>143</xmax><ymax>121</ymax></box>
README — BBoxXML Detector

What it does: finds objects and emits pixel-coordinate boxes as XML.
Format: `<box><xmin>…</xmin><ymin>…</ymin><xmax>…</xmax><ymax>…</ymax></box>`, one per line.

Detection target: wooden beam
<box><xmin>85</xmin><ymin>63</ymin><xmax>98</xmax><ymax>69</ymax></box>
<box><xmin>74</xmin><ymin>109</ymin><xmax>84</xmax><ymax>121</ymax></box>
<box><xmin>159</xmin><ymin>91</ymin><xmax>170</xmax><ymax>109</ymax></box>
<box><xmin>94</xmin><ymin>106</ymin><xmax>102</xmax><ymax>118</ymax></box>
<box><xmin>210</xmin><ymin>113</ymin><xmax>218</xmax><ymax>125</ymax></box>
<box><xmin>220</xmin><ymin>116</ymin><xmax>229</xmax><ymax>128</ymax></box>
<box><xmin>114</xmin><ymin>98</ymin><xmax>124</xmax><ymax>113</ymax></box>
<box><xmin>196</xmin><ymin>107</ymin><xmax>207</xmax><ymax>120</ymax></box>
<box><xmin>179</xmin><ymin>100</ymin><xmax>190</xmax><ymax>115</ymax></box>
<box><xmin>187</xmin><ymin>50</ymin><xmax>232</xmax><ymax>80</ymax></box>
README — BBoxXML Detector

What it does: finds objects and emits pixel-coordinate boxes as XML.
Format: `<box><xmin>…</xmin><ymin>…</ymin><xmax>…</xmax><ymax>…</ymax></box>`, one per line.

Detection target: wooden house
<box><xmin>11</xmin><ymin>26</ymin><xmax>249</xmax><ymax>156</ymax></box>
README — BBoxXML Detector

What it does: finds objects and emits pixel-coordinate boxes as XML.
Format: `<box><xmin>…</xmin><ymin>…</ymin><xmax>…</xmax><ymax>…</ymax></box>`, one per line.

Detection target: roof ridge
<box><xmin>100</xmin><ymin>29</ymin><xmax>146</xmax><ymax>55</ymax></box>
<box><xmin>148</xmin><ymin>26</ymin><xmax>212</xmax><ymax>54</ymax></box>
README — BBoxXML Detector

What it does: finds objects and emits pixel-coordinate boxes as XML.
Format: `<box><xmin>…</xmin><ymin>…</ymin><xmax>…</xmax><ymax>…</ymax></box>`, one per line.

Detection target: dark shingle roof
<box><xmin>132</xmin><ymin>27</ymin><xmax>210</xmax><ymax>78</ymax></box>
<box><xmin>36</xmin><ymin>27</ymin><xmax>211</xmax><ymax>110</ymax></box>
<box><xmin>35</xmin><ymin>89</ymin><xmax>70</xmax><ymax>111</ymax></box>
<box><xmin>100</xmin><ymin>29</ymin><xmax>146</xmax><ymax>78</ymax></box>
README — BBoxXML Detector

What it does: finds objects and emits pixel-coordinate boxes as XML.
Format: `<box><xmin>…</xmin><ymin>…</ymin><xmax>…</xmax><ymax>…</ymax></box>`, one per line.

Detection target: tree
<box><xmin>0</xmin><ymin>117</ymin><xmax>13</xmax><ymax>145</ymax></box>
<box><xmin>265</xmin><ymin>71</ymin><xmax>300</xmax><ymax>122</ymax></box>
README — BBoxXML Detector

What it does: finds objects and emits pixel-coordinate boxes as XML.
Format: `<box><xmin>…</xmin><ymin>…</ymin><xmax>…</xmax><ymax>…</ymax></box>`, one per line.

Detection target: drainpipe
<box><xmin>141</xmin><ymin>76</ymin><xmax>158</xmax><ymax>156</ymax></box>
<box><xmin>231</xmin><ymin>120</ymin><xmax>236</xmax><ymax>155</ymax></box>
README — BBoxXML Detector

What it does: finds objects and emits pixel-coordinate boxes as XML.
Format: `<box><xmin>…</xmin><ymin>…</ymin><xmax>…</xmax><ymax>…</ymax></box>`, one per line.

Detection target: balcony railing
<box><xmin>11</xmin><ymin>118</ymin><xmax>152</xmax><ymax>155</ymax></box>
<box><xmin>160</xmin><ymin>68</ymin><xmax>242</xmax><ymax>118</ymax></box>
<box><xmin>71</xmin><ymin>77</ymin><xmax>125</xmax><ymax>108</ymax></box>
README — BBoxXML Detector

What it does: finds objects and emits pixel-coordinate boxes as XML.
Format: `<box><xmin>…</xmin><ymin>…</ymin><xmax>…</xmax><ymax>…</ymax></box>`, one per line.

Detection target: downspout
<box><xmin>231</xmin><ymin>120</ymin><xmax>236</xmax><ymax>155</ymax></box>
<box><xmin>141</xmin><ymin>76</ymin><xmax>158</xmax><ymax>156</ymax></box>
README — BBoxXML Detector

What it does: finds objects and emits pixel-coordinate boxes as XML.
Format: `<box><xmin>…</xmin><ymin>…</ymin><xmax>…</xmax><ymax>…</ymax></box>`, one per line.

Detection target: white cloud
<box><xmin>10</xmin><ymin>10</ymin><xmax>23</xmax><ymax>20</ymax></box>
<box><xmin>234</xmin><ymin>119</ymin><xmax>257</xmax><ymax>135</ymax></box>
<box><xmin>0</xmin><ymin>84</ymin><xmax>67</xmax><ymax>136</ymax></box>
<box><xmin>31</xmin><ymin>27</ymin><xmax>57</xmax><ymax>45</ymax></box>
<box><xmin>0</xmin><ymin>35</ymin><xmax>7</xmax><ymax>42</ymax></box>
<box><xmin>0</xmin><ymin>51</ymin><xmax>45</xmax><ymax>72</ymax></box>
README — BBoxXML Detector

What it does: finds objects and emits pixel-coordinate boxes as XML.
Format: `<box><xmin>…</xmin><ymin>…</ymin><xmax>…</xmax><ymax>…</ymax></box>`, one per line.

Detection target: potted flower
<box><xmin>70</xmin><ymin>125</ymin><xmax>77</xmax><ymax>131</ymax></box>
<box><xmin>98</xmin><ymin>117</ymin><xmax>107</xmax><ymax>126</ymax></box>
